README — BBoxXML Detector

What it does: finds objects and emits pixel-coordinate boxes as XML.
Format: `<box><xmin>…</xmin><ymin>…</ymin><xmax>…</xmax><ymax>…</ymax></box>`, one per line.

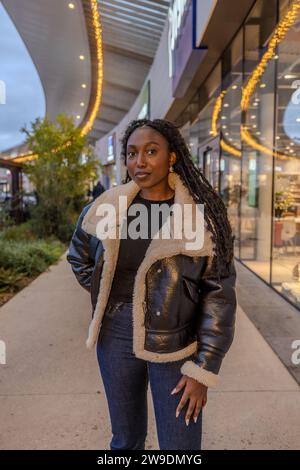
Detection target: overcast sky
<box><xmin>0</xmin><ymin>2</ymin><xmax>45</xmax><ymax>154</ymax></box>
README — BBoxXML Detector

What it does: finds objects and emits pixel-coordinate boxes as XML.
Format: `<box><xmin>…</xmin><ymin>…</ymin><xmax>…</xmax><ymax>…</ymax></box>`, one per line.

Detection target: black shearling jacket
<box><xmin>67</xmin><ymin>174</ymin><xmax>237</xmax><ymax>388</ymax></box>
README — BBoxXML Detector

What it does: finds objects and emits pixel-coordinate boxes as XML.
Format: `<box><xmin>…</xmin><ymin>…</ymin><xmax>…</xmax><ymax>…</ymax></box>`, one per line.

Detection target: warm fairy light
<box><xmin>241</xmin><ymin>125</ymin><xmax>298</xmax><ymax>161</ymax></box>
<box><xmin>241</xmin><ymin>0</ymin><xmax>300</xmax><ymax>111</ymax></box>
<box><xmin>240</xmin><ymin>0</ymin><xmax>300</xmax><ymax>161</ymax></box>
<box><xmin>80</xmin><ymin>0</ymin><xmax>103</xmax><ymax>136</ymax></box>
<box><xmin>211</xmin><ymin>90</ymin><xmax>226</xmax><ymax>136</ymax></box>
<box><xmin>210</xmin><ymin>89</ymin><xmax>241</xmax><ymax>158</ymax></box>
<box><xmin>79</xmin><ymin>55</ymin><xmax>85</xmax><ymax>60</ymax></box>
<box><xmin>220</xmin><ymin>139</ymin><xmax>241</xmax><ymax>158</ymax></box>
<box><xmin>8</xmin><ymin>0</ymin><xmax>103</xmax><ymax>164</ymax></box>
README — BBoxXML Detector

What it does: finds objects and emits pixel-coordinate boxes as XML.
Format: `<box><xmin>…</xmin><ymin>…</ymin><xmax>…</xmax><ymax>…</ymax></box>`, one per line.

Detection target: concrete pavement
<box><xmin>0</xmin><ymin>253</ymin><xmax>299</xmax><ymax>449</ymax></box>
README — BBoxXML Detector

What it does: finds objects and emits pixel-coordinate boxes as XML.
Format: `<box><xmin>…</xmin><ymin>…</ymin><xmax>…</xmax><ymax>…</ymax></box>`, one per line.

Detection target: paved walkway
<box><xmin>0</xmin><ymin>253</ymin><xmax>299</xmax><ymax>450</ymax></box>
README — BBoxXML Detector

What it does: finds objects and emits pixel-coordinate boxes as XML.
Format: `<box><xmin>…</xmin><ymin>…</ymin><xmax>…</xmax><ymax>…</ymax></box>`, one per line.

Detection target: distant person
<box><xmin>92</xmin><ymin>180</ymin><xmax>105</xmax><ymax>200</ymax></box>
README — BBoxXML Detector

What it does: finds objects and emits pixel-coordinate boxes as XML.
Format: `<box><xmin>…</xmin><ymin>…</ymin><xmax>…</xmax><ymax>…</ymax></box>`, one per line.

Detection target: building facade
<box><xmin>96</xmin><ymin>0</ymin><xmax>300</xmax><ymax>310</ymax></box>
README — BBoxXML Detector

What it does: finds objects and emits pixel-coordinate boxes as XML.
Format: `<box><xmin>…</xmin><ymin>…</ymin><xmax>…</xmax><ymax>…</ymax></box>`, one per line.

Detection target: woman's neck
<box><xmin>138</xmin><ymin>181</ymin><xmax>174</xmax><ymax>201</ymax></box>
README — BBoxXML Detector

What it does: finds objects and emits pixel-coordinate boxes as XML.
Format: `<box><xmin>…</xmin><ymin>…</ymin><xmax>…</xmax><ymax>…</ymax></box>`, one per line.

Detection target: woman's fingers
<box><xmin>184</xmin><ymin>397</ymin><xmax>197</xmax><ymax>426</ymax></box>
<box><xmin>170</xmin><ymin>375</ymin><xmax>187</xmax><ymax>395</ymax></box>
<box><xmin>193</xmin><ymin>400</ymin><xmax>202</xmax><ymax>424</ymax></box>
<box><xmin>175</xmin><ymin>392</ymin><xmax>189</xmax><ymax>419</ymax></box>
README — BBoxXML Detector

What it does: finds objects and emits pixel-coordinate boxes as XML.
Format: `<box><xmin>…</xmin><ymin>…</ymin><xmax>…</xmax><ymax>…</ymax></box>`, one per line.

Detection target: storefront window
<box><xmin>186</xmin><ymin>62</ymin><xmax>222</xmax><ymax>190</ymax></box>
<box><xmin>220</xmin><ymin>29</ymin><xmax>243</xmax><ymax>257</ymax></box>
<box><xmin>181</xmin><ymin>62</ymin><xmax>222</xmax><ymax>191</ymax></box>
<box><xmin>240</xmin><ymin>0</ymin><xmax>277</xmax><ymax>282</ymax></box>
<box><xmin>271</xmin><ymin>9</ymin><xmax>300</xmax><ymax>307</ymax></box>
<box><xmin>180</xmin><ymin>0</ymin><xmax>300</xmax><ymax>309</ymax></box>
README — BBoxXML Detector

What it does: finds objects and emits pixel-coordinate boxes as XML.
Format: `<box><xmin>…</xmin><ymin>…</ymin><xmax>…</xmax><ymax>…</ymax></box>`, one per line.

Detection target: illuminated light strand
<box><xmin>211</xmin><ymin>90</ymin><xmax>226</xmax><ymax>137</ymax></box>
<box><xmin>220</xmin><ymin>139</ymin><xmax>241</xmax><ymax>158</ymax></box>
<box><xmin>241</xmin><ymin>126</ymin><xmax>298</xmax><ymax>161</ymax></box>
<box><xmin>241</xmin><ymin>0</ymin><xmax>300</xmax><ymax>111</ymax></box>
<box><xmin>210</xmin><ymin>89</ymin><xmax>242</xmax><ymax>157</ymax></box>
<box><xmin>210</xmin><ymin>0</ymin><xmax>300</xmax><ymax>161</ymax></box>
<box><xmin>240</xmin><ymin>0</ymin><xmax>300</xmax><ymax>160</ymax></box>
<box><xmin>80</xmin><ymin>0</ymin><xmax>103</xmax><ymax>136</ymax></box>
<box><xmin>4</xmin><ymin>0</ymin><xmax>103</xmax><ymax>164</ymax></box>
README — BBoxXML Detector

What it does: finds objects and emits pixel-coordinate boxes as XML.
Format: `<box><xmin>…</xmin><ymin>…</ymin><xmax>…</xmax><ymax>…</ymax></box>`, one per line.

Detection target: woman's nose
<box><xmin>136</xmin><ymin>153</ymin><xmax>147</xmax><ymax>167</ymax></box>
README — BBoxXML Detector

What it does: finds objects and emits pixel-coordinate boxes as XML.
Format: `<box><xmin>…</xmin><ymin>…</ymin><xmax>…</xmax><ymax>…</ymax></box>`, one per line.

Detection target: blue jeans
<box><xmin>96</xmin><ymin>300</ymin><xmax>203</xmax><ymax>450</ymax></box>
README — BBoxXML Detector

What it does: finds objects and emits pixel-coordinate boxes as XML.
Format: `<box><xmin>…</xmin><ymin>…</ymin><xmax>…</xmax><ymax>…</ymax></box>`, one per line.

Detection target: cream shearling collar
<box><xmin>81</xmin><ymin>172</ymin><xmax>215</xmax><ymax>360</ymax></box>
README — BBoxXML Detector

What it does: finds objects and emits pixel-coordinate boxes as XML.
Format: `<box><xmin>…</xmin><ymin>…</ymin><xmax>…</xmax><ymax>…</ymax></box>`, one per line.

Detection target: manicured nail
<box><xmin>170</xmin><ymin>387</ymin><xmax>177</xmax><ymax>395</ymax></box>
<box><xmin>176</xmin><ymin>410</ymin><xmax>179</xmax><ymax>418</ymax></box>
<box><xmin>185</xmin><ymin>418</ymin><xmax>190</xmax><ymax>426</ymax></box>
<box><xmin>194</xmin><ymin>416</ymin><xmax>198</xmax><ymax>424</ymax></box>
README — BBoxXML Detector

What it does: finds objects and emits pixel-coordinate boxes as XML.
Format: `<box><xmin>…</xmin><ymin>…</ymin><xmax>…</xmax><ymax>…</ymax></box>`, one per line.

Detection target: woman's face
<box><xmin>126</xmin><ymin>126</ymin><xmax>175</xmax><ymax>189</ymax></box>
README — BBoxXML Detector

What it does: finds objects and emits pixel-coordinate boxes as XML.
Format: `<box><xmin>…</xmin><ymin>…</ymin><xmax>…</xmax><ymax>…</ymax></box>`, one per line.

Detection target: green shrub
<box><xmin>0</xmin><ymin>267</ymin><xmax>25</xmax><ymax>293</ymax></box>
<box><xmin>0</xmin><ymin>239</ymin><xmax>65</xmax><ymax>277</ymax></box>
<box><xmin>0</xmin><ymin>221</ymin><xmax>37</xmax><ymax>242</ymax></box>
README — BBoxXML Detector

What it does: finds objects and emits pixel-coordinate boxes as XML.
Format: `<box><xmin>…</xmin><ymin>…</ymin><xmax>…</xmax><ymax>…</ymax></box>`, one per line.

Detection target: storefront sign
<box><xmin>0</xmin><ymin>80</ymin><xmax>6</xmax><ymax>104</ymax></box>
<box><xmin>137</xmin><ymin>80</ymin><xmax>151</xmax><ymax>120</ymax></box>
<box><xmin>107</xmin><ymin>133</ymin><xmax>116</xmax><ymax>163</ymax></box>
<box><xmin>168</xmin><ymin>0</ymin><xmax>217</xmax><ymax>98</ymax></box>
<box><xmin>168</xmin><ymin>0</ymin><xmax>190</xmax><ymax>78</ymax></box>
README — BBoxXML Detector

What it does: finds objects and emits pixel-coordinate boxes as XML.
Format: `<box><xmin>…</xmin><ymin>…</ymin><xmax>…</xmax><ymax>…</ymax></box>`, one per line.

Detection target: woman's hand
<box><xmin>171</xmin><ymin>375</ymin><xmax>207</xmax><ymax>426</ymax></box>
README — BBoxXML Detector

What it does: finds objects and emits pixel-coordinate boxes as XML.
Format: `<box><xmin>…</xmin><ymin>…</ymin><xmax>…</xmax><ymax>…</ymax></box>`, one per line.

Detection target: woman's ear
<box><xmin>169</xmin><ymin>152</ymin><xmax>176</xmax><ymax>166</ymax></box>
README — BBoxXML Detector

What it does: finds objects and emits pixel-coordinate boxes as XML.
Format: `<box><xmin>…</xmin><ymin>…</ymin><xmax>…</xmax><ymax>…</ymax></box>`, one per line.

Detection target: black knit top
<box><xmin>108</xmin><ymin>191</ymin><xmax>174</xmax><ymax>303</ymax></box>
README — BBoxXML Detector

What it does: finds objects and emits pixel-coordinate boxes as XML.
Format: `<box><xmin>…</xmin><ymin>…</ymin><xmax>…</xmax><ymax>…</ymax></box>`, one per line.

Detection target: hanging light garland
<box><xmin>80</xmin><ymin>0</ymin><xmax>103</xmax><ymax>136</ymax></box>
<box><xmin>210</xmin><ymin>0</ymin><xmax>300</xmax><ymax>161</ymax></box>
<box><xmin>6</xmin><ymin>0</ymin><xmax>103</xmax><ymax>164</ymax></box>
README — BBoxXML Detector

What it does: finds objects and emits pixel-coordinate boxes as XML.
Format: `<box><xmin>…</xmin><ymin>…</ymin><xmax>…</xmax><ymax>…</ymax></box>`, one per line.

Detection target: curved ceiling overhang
<box><xmin>0</xmin><ymin>0</ymin><xmax>96</xmax><ymax>160</ymax></box>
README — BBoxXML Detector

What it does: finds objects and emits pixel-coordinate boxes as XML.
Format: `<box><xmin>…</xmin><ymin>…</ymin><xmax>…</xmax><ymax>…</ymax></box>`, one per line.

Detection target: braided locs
<box><xmin>120</xmin><ymin>118</ymin><xmax>235</xmax><ymax>279</ymax></box>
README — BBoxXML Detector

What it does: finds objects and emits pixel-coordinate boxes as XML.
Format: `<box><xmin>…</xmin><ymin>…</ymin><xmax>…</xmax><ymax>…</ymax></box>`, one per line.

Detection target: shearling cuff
<box><xmin>180</xmin><ymin>360</ymin><xmax>220</xmax><ymax>388</ymax></box>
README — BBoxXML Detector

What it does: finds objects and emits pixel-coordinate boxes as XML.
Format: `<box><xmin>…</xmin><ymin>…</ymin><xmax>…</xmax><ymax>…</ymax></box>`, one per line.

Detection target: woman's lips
<box><xmin>135</xmin><ymin>172</ymin><xmax>151</xmax><ymax>180</ymax></box>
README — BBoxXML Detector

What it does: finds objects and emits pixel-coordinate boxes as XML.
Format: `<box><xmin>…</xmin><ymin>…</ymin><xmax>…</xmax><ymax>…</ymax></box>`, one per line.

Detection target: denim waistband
<box><xmin>104</xmin><ymin>299</ymin><xmax>133</xmax><ymax>319</ymax></box>
<box><xmin>107</xmin><ymin>298</ymin><xmax>133</xmax><ymax>306</ymax></box>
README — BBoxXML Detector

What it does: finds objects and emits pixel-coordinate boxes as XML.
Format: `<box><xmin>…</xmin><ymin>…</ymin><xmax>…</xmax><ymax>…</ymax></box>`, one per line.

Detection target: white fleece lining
<box><xmin>180</xmin><ymin>360</ymin><xmax>220</xmax><ymax>388</ymax></box>
<box><xmin>81</xmin><ymin>173</ymin><xmax>217</xmax><ymax>367</ymax></box>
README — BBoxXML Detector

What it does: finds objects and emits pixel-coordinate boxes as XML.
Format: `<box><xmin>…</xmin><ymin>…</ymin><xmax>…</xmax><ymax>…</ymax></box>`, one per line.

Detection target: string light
<box><xmin>241</xmin><ymin>0</ymin><xmax>300</xmax><ymax>161</ymax></box>
<box><xmin>241</xmin><ymin>126</ymin><xmax>298</xmax><ymax>161</ymax></box>
<box><xmin>7</xmin><ymin>0</ymin><xmax>103</xmax><ymax>164</ymax></box>
<box><xmin>210</xmin><ymin>0</ymin><xmax>300</xmax><ymax>161</ymax></box>
<box><xmin>241</xmin><ymin>0</ymin><xmax>300</xmax><ymax>111</ymax></box>
<box><xmin>80</xmin><ymin>0</ymin><xmax>103</xmax><ymax>136</ymax></box>
<box><xmin>210</xmin><ymin>89</ymin><xmax>242</xmax><ymax>158</ymax></box>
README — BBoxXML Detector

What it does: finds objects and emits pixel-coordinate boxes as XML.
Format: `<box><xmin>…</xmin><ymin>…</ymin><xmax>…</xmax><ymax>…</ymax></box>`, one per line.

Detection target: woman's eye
<box><xmin>127</xmin><ymin>152</ymin><xmax>135</xmax><ymax>158</ymax></box>
<box><xmin>147</xmin><ymin>148</ymin><xmax>157</xmax><ymax>155</ymax></box>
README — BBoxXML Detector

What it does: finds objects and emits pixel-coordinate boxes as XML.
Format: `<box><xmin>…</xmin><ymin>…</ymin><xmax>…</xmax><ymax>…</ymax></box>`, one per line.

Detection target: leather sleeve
<box><xmin>66</xmin><ymin>204</ymin><xmax>95</xmax><ymax>292</ymax></box>
<box><xmin>180</xmin><ymin>256</ymin><xmax>237</xmax><ymax>388</ymax></box>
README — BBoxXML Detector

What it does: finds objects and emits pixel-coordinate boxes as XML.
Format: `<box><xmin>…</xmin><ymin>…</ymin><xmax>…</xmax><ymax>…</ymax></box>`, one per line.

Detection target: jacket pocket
<box><xmin>182</xmin><ymin>277</ymin><xmax>201</xmax><ymax>304</ymax></box>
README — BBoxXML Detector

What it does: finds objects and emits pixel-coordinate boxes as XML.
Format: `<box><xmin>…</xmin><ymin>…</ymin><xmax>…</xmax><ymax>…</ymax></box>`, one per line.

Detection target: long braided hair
<box><xmin>120</xmin><ymin>118</ymin><xmax>235</xmax><ymax>279</ymax></box>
